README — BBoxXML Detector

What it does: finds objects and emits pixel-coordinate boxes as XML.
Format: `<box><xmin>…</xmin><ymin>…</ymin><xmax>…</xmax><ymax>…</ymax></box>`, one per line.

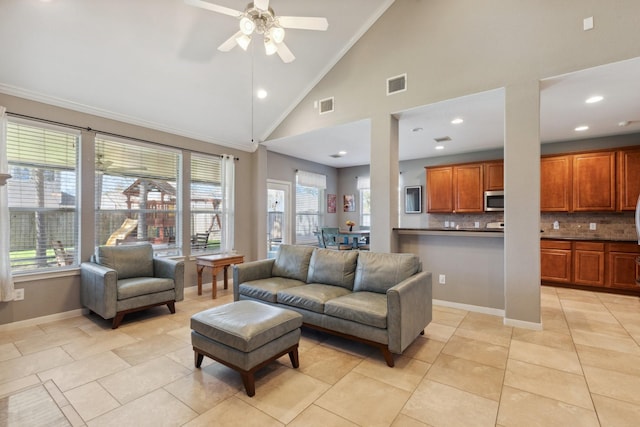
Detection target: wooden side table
<box><xmin>196</xmin><ymin>253</ymin><xmax>245</xmax><ymax>299</ymax></box>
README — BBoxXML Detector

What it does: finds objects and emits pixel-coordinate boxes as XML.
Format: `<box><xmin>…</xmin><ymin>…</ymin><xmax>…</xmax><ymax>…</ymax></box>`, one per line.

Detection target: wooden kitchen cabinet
<box><xmin>617</xmin><ymin>147</ymin><xmax>640</xmax><ymax>211</ymax></box>
<box><xmin>607</xmin><ymin>242</ymin><xmax>640</xmax><ymax>290</ymax></box>
<box><xmin>426</xmin><ymin>166</ymin><xmax>453</xmax><ymax>213</ymax></box>
<box><xmin>572</xmin><ymin>151</ymin><xmax>616</xmax><ymax>211</ymax></box>
<box><xmin>541</xmin><ymin>240</ymin><xmax>572</xmax><ymax>284</ymax></box>
<box><xmin>453</xmin><ymin>163</ymin><xmax>484</xmax><ymax>212</ymax></box>
<box><xmin>484</xmin><ymin>161</ymin><xmax>504</xmax><ymax>191</ymax></box>
<box><xmin>541</xmin><ymin>155</ymin><xmax>572</xmax><ymax>212</ymax></box>
<box><xmin>573</xmin><ymin>242</ymin><xmax>606</xmax><ymax>287</ymax></box>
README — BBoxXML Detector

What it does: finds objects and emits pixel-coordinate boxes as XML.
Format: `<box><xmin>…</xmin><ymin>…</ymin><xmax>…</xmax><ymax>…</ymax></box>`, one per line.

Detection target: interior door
<box><xmin>267</xmin><ymin>180</ymin><xmax>291</xmax><ymax>259</ymax></box>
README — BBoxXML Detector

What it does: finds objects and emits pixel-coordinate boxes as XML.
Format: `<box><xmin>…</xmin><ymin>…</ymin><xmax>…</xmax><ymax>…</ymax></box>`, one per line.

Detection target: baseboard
<box><xmin>433</xmin><ymin>299</ymin><xmax>505</xmax><ymax>317</ymax></box>
<box><xmin>0</xmin><ymin>308</ymin><xmax>89</xmax><ymax>331</ymax></box>
<box><xmin>503</xmin><ymin>317</ymin><xmax>543</xmax><ymax>330</ymax></box>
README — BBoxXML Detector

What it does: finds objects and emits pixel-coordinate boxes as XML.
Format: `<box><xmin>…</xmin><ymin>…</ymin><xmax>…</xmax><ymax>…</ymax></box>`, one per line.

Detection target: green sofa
<box><xmin>233</xmin><ymin>244</ymin><xmax>432</xmax><ymax>366</ymax></box>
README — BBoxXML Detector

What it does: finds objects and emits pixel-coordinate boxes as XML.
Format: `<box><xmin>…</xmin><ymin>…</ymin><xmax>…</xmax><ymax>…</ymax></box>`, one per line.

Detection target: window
<box><xmin>190</xmin><ymin>153</ymin><xmax>223</xmax><ymax>254</ymax></box>
<box><xmin>357</xmin><ymin>176</ymin><xmax>371</xmax><ymax>228</ymax></box>
<box><xmin>6</xmin><ymin>120</ymin><xmax>79</xmax><ymax>272</ymax></box>
<box><xmin>295</xmin><ymin>170</ymin><xmax>326</xmax><ymax>244</ymax></box>
<box><xmin>95</xmin><ymin>137</ymin><xmax>180</xmax><ymax>254</ymax></box>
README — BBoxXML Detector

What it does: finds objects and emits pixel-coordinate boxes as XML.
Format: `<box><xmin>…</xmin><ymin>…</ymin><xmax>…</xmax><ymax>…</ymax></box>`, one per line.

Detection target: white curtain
<box><xmin>0</xmin><ymin>106</ymin><xmax>15</xmax><ymax>301</ymax></box>
<box><xmin>220</xmin><ymin>154</ymin><xmax>235</xmax><ymax>253</ymax></box>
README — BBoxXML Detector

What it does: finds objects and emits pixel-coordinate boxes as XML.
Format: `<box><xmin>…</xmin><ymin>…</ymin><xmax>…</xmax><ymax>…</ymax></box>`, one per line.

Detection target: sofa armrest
<box><xmin>80</xmin><ymin>262</ymin><xmax>118</xmax><ymax>320</ymax></box>
<box><xmin>386</xmin><ymin>271</ymin><xmax>433</xmax><ymax>354</ymax></box>
<box><xmin>232</xmin><ymin>259</ymin><xmax>276</xmax><ymax>301</ymax></box>
<box><xmin>154</xmin><ymin>258</ymin><xmax>185</xmax><ymax>302</ymax></box>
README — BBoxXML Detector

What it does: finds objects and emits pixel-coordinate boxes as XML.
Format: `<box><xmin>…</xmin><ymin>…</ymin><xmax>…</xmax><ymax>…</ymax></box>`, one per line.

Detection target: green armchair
<box><xmin>81</xmin><ymin>243</ymin><xmax>184</xmax><ymax>328</ymax></box>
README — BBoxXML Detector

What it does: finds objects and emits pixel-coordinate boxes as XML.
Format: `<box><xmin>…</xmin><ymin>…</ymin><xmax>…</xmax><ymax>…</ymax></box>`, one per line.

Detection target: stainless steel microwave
<box><xmin>484</xmin><ymin>190</ymin><xmax>504</xmax><ymax>211</ymax></box>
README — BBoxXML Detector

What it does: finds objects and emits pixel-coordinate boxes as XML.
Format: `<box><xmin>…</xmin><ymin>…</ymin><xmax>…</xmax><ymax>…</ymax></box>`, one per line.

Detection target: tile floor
<box><xmin>1</xmin><ymin>284</ymin><xmax>639</xmax><ymax>426</ymax></box>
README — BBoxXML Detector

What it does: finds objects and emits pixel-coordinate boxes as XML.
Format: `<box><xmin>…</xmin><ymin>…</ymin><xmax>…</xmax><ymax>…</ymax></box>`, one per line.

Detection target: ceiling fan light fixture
<box><xmin>271</xmin><ymin>26</ymin><xmax>285</xmax><ymax>44</ymax></box>
<box><xmin>264</xmin><ymin>38</ymin><xmax>277</xmax><ymax>55</ymax></box>
<box><xmin>236</xmin><ymin>34</ymin><xmax>251</xmax><ymax>50</ymax></box>
<box><xmin>239</xmin><ymin>16</ymin><xmax>256</xmax><ymax>35</ymax></box>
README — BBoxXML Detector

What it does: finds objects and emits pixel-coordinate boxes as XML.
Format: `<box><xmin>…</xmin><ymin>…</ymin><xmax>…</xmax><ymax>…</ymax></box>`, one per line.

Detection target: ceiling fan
<box><xmin>185</xmin><ymin>0</ymin><xmax>329</xmax><ymax>63</ymax></box>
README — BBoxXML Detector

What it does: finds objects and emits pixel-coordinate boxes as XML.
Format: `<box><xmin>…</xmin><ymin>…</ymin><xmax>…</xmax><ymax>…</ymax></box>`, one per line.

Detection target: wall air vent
<box><xmin>387</xmin><ymin>73</ymin><xmax>407</xmax><ymax>95</ymax></box>
<box><xmin>434</xmin><ymin>136</ymin><xmax>452</xmax><ymax>143</ymax></box>
<box><xmin>319</xmin><ymin>97</ymin><xmax>334</xmax><ymax>115</ymax></box>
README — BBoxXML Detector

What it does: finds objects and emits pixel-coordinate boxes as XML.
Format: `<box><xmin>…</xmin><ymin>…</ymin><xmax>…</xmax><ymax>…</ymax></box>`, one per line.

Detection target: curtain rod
<box><xmin>6</xmin><ymin>111</ymin><xmax>239</xmax><ymax>161</ymax></box>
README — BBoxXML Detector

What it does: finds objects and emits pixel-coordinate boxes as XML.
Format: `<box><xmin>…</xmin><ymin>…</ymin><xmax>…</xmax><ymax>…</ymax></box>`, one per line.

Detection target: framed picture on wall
<box><xmin>343</xmin><ymin>194</ymin><xmax>355</xmax><ymax>212</ymax></box>
<box><xmin>405</xmin><ymin>185</ymin><xmax>422</xmax><ymax>213</ymax></box>
<box><xmin>327</xmin><ymin>194</ymin><xmax>337</xmax><ymax>213</ymax></box>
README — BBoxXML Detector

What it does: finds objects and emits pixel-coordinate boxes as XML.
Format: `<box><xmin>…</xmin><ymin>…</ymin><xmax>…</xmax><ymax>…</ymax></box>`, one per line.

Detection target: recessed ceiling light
<box><xmin>451</xmin><ymin>118</ymin><xmax>464</xmax><ymax>124</ymax></box>
<box><xmin>585</xmin><ymin>95</ymin><xmax>603</xmax><ymax>104</ymax></box>
<box><xmin>412</xmin><ymin>127</ymin><xmax>423</xmax><ymax>132</ymax></box>
<box><xmin>575</xmin><ymin>125</ymin><xmax>589</xmax><ymax>132</ymax></box>
<box><xmin>435</xmin><ymin>145</ymin><xmax>444</xmax><ymax>150</ymax></box>
<box><xmin>257</xmin><ymin>89</ymin><xmax>268</xmax><ymax>99</ymax></box>
<box><xmin>338</xmin><ymin>150</ymin><xmax>347</xmax><ymax>156</ymax></box>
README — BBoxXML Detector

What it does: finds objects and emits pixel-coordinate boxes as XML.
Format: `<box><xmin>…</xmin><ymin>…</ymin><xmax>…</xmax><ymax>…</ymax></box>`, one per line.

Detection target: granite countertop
<box><xmin>394</xmin><ymin>227</ymin><xmax>502</xmax><ymax>232</ymax></box>
<box><xmin>541</xmin><ymin>235</ymin><xmax>638</xmax><ymax>243</ymax></box>
<box><xmin>393</xmin><ymin>228</ymin><xmax>504</xmax><ymax>238</ymax></box>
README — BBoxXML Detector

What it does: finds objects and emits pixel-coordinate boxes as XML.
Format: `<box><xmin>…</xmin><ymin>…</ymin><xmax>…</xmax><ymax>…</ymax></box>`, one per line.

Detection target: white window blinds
<box><xmin>295</xmin><ymin>170</ymin><xmax>325</xmax><ymax>244</ymax></box>
<box><xmin>190</xmin><ymin>153</ymin><xmax>222</xmax><ymax>253</ymax></box>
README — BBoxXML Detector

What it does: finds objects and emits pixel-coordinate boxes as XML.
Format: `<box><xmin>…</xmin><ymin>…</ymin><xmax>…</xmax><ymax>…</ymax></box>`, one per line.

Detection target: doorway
<box><xmin>267</xmin><ymin>180</ymin><xmax>291</xmax><ymax>259</ymax></box>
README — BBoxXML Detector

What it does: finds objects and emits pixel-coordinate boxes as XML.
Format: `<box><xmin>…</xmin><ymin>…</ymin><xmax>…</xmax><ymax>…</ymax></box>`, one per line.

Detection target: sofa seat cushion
<box><xmin>117</xmin><ymin>277</ymin><xmax>175</xmax><ymax>300</ymax></box>
<box><xmin>324</xmin><ymin>292</ymin><xmax>388</xmax><ymax>329</ymax></box>
<box><xmin>307</xmin><ymin>248</ymin><xmax>358</xmax><ymax>290</ymax></box>
<box><xmin>277</xmin><ymin>284</ymin><xmax>351</xmax><ymax>314</ymax></box>
<box><xmin>353</xmin><ymin>252</ymin><xmax>420</xmax><ymax>294</ymax></box>
<box><xmin>239</xmin><ymin>277</ymin><xmax>305</xmax><ymax>303</ymax></box>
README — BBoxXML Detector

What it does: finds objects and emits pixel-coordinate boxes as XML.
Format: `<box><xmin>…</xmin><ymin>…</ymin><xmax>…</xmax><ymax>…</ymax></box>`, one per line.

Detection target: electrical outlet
<box><xmin>474</xmin><ymin>221</ymin><xmax>480</xmax><ymax>228</ymax></box>
<box><xmin>583</xmin><ymin>16</ymin><xmax>594</xmax><ymax>31</ymax></box>
<box><xmin>590</xmin><ymin>223</ymin><xmax>597</xmax><ymax>230</ymax></box>
<box><xmin>450</xmin><ymin>221</ymin><xmax>455</xmax><ymax>228</ymax></box>
<box><xmin>439</xmin><ymin>274</ymin><xmax>446</xmax><ymax>285</ymax></box>
<box><xmin>14</xmin><ymin>289</ymin><xmax>24</xmax><ymax>301</ymax></box>
<box><xmin>553</xmin><ymin>221</ymin><xmax>560</xmax><ymax>230</ymax></box>
<box><xmin>444</xmin><ymin>221</ymin><xmax>450</xmax><ymax>228</ymax></box>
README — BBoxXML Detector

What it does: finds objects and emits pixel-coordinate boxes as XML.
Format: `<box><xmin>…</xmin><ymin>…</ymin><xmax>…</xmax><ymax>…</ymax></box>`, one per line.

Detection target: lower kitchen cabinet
<box><xmin>541</xmin><ymin>239</ymin><xmax>640</xmax><ymax>292</ymax></box>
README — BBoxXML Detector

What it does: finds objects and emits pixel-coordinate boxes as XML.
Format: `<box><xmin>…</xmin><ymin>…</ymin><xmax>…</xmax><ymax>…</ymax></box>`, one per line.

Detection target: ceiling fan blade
<box><xmin>184</xmin><ymin>0</ymin><xmax>243</xmax><ymax>17</ymax></box>
<box><xmin>278</xmin><ymin>16</ymin><xmax>329</xmax><ymax>31</ymax></box>
<box><xmin>218</xmin><ymin>31</ymin><xmax>242</xmax><ymax>51</ymax></box>
<box><xmin>254</xmin><ymin>0</ymin><xmax>269</xmax><ymax>11</ymax></box>
<box><xmin>276</xmin><ymin>42</ymin><xmax>295</xmax><ymax>63</ymax></box>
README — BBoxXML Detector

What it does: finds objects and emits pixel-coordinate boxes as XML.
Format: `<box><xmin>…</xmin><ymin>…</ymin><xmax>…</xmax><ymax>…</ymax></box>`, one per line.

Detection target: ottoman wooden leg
<box><xmin>241</xmin><ymin>372</ymin><xmax>256</xmax><ymax>397</ymax></box>
<box><xmin>288</xmin><ymin>346</ymin><xmax>299</xmax><ymax>368</ymax></box>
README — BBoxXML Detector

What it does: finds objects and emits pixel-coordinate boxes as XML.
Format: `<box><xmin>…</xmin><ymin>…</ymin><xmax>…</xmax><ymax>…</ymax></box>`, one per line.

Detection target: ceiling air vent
<box><xmin>387</xmin><ymin>73</ymin><xmax>407</xmax><ymax>95</ymax></box>
<box><xmin>434</xmin><ymin>136</ymin><xmax>452</xmax><ymax>143</ymax></box>
<box><xmin>319</xmin><ymin>97</ymin><xmax>334</xmax><ymax>115</ymax></box>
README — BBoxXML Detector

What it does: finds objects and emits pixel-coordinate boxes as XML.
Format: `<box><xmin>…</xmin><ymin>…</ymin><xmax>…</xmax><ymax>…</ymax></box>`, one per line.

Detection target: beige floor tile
<box><xmin>98</xmin><ymin>356</ymin><xmax>191</xmax><ymax>404</ymax></box>
<box><xmin>511</xmin><ymin>328</ymin><xmax>575</xmax><ymax>351</ymax></box>
<box><xmin>583</xmin><ymin>365</ymin><xmax>640</xmax><ymax>406</ymax></box>
<box><xmin>497</xmin><ymin>385</ymin><xmax>599</xmax><ymax>427</ymax></box>
<box><xmin>504</xmin><ymin>359</ymin><xmax>593</xmax><ymax>409</ymax></box>
<box><xmin>508</xmin><ymin>339</ymin><xmax>582</xmax><ymax>374</ymax></box>
<box><xmin>116</xmin><ymin>316</ymin><xmax>184</xmax><ymax>341</ymax></box>
<box><xmin>64</xmin><ymin>381</ymin><xmax>120</xmax><ymax>422</ymax></box>
<box><xmin>442</xmin><ymin>335</ymin><xmax>509</xmax><ymax>369</ymax></box>
<box><xmin>402</xmin><ymin>380</ymin><xmax>498</xmax><ymax>427</ymax></box>
<box><xmin>62</xmin><ymin>330</ymin><xmax>137</xmax><ymax>360</ymax></box>
<box><xmin>38</xmin><ymin>315</ymin><xmax>94</xmax><ymax>335</ymax></box>
<box><xmin>15</xmin><ymin>327</ymin><xmax>91</xmax><ymax>355</ymax></box>
<box><xmin>315</xmin><ymin>371</ymin><xmax>410</xmax><ymax>427</ymax></box>
<box><xmin>453</xmin><ymin>325</ymin><xmax>512</xmax><ymax>347</ymax></box>
<box><xmin>576</xmin><ymin>343</ymin><xmax>640</xmax><ymax>376</ymax></box>
<box><xmin>163</xmin><ymin>363</ymin><xmax>242</xmax><ymax>414</ymax></box>
<box><xmin>112</xmin><ymin>333</ymin><xmax>188</xmax><ymax>366</ymax></box>
<box><xmin>426</xmin><ymin>353</ymin><xmax>503</xmax><ymax>401</ymax></box>
<box><xmin>183</xmin><ymin>396</ymin><xmax>283</xmax><ymax>427</ymax></box>
<box><xmin>0</xmin><ymin>342</ymin><xmax>21</xmax><ymax>362</ymax></box>
<box><xmin>570</xmin><ymin>329</ymin><xmax>640</xmax><ymax>355</ymax></box>
<box><xmin>87</xmin><ymin>388</ymin><xmax>197</xmax><ymax>427</ymax></box>
<box><xmin>0</xmin><ymin>325</ymin><xmax>46</xmax><ymax>346</ymax></box>
<box><xmin>423</xmin><ymin>322</ymin><xmax>456</xmax><ymax>343</ymax></box>
<box><xmin>391</xmin><ymin>413</ymin><xmax>432</xmax><ymax>427</ymax></box>
<box><xmin>297</xmin><ymin>341</ymin><xmax>363</xmax><ymax>385</ymax></box>
<box><xmin>60</xmin><ymin>404</ymin><xmax>84</xmax><ymax>427</ymax></box>
<box><xmin>237</xmin><ymin>365</ymin><xmax>330</xmax><ymax>424</ymax></box>
<box><xmin>166</xmin><ymin>325</ymin><xmax>192</xmax><ymax>344</ymax></box>
<box><xmin>432</xmin><ymin>306</ymin><xmax>467</xmax><ymax>327</ymax></box>
<box><xmin>354</xmin><ymin>354</ymin><xmax>429</xmax><ymax>392</ymax></box>
<box><xmin>401</xmin><ymin>335</ymin><xmax>445</xmax><ymax>364</ymax></box>
<box><xmin>592</xmin><ymin>393</ymin><xmax>640</xmax><ymax>427</ymax></box>
<box><xmin>288</xmin><ymin>404</ymin><xmax>358</xmax><ymax>427</ymax></box>
<box><xmin>165</xmin><ymin>345</ymin><xmax>214</xmax><ymax>370</ymax></box>
<box><xmin>38</xmin><ymin>350</ymin><xmax>131</xmax><ymax>392</ymax></box>
<box><xmin>320</xmin><ymin>334</ymin><xmax>377</xmax><ymax>359</ymax></box>
<box><xmin>44</xmin><ymin>379</ymin><xmax>69</xmax><ymax>407</ymax></box>
<box><xmin>540</xmin><ymin>307</ymin><xmax>571</xmax><ymax>333</ymax></box>
<box><xmin>566</xmin><ymin>313</ymin><xmax>631</xmax><ymax>336</ymax></box>
<box><xmin>0</xmin><ymin>346</ymin><xmax>73</xmax><ymax>384</ymax></box>
<box><xmin>0</xmin><ymin>374</ymin><xmax>41</xmax><ymax>398</ymax></box>
<box><xmin>0</xmin><ymin>384</ymin><xmax>70</xmax><ymax>427</ymax></box>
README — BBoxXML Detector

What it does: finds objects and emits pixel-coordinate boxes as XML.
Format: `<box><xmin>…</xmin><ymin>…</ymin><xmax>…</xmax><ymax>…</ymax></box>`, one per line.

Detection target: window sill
<box><xmin>13</xmin><ymin>267</ymin><xmax>80</xmax><ymax>283</ymax></box>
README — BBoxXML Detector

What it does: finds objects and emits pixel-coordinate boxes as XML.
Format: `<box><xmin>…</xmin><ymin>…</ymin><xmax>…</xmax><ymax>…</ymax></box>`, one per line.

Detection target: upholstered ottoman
<box><xmin>190</xmin><ymin>300</ymin><xmax>303</xmax><ymax>397</ymax></box>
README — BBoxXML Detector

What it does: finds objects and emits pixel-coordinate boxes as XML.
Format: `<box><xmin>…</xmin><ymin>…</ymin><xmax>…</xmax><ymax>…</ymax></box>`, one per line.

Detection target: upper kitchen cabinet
<box><xmin>426</xmin><ymin>166</ymin><xmax>453</xmax><ymax>213</ymax></box>
<box><xmin>617</xmin><ymin>146</ymin><xmax>640</xmax><ymax>211</ymax></box>
<box><xmin>483</xmin><ymin>161</ymin><xmax>504</xmax><ymax>191</ymax></box>
<box><xmin>541</xmin><ymin>155</ymin><xmax>572</xmax><ymax>212</ymax></box>
<box><xmin>572</xmin><ymin>151</ymin><xmax>616</xmax><ymax>211</ymax></box>
<box><xmin>454</xmin><ymin>163</ymin><xmax>484</xmax><ymax>212</ymax></box>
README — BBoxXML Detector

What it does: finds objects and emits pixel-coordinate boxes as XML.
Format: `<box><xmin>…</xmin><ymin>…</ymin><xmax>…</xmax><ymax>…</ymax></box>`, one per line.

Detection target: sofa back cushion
<box><xmin>97</xmin><ymin>243</ymin><xmax>154</xmax><ymax>280</ymax></box>
<box><xmin>307</xmin><ymin>248</ymin><xmax>359</xmax><ymax>290</ymax></box>
<box><xmin>353</xmin><ymin>251</ymin><xmax>420</xmax><ymax>294</ymax></box>
<box><xmin>271</xmin><ymin>244</ymin><xmax>315</xmax><ymax>282</ymax></box>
